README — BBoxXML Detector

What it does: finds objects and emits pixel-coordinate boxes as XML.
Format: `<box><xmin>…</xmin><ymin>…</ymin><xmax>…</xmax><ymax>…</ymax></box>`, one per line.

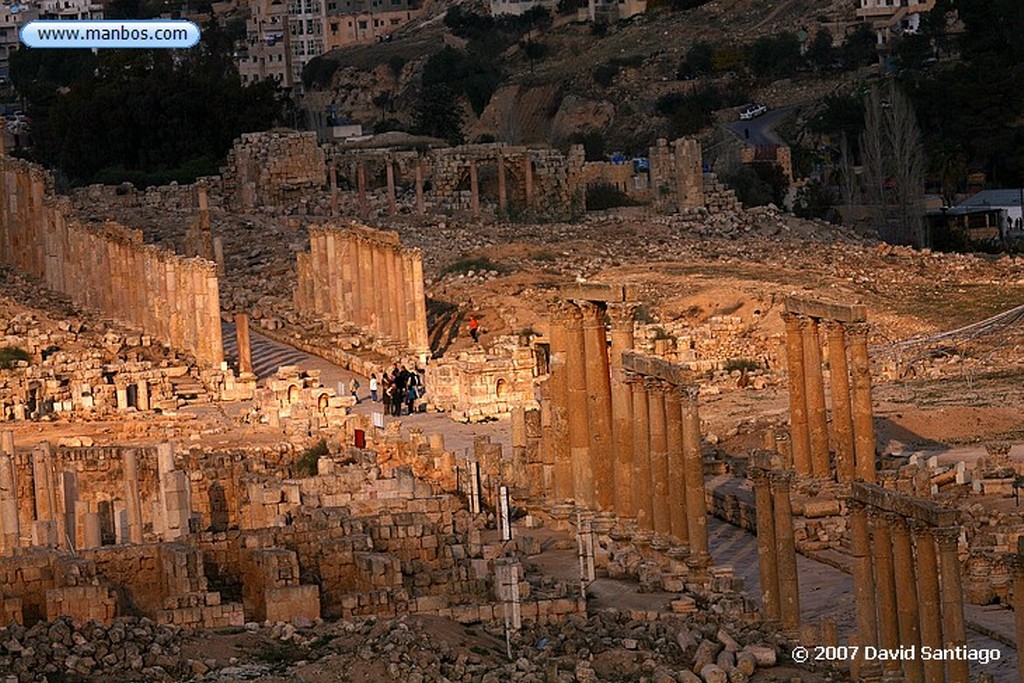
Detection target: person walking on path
<box><xmin>405</xmin><ymin>383</ymin><xmax>416</xmax><ymax>415</ymax></box>
<box><xmin>468</xmin><ymin>315</ymin><xmax>480</xmax><ymax>343</ymax></box>
<box><xmin>369</xmin><ymin>373</ymin><xmax>379</xmax><ymax>402</ymax></box>
<box><xmin>350</xmin><ymin>378</ymin><xmax>361</xmax><ymax>403</ymax></box>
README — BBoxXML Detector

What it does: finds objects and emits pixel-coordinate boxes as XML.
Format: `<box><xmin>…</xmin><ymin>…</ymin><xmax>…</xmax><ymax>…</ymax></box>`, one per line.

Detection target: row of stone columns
<box><xmin>750</xmin><ymin>465</ymin><xmax>800</xmax><ymax>631</ymax></box>
<box><xmin>295</xmin><ymin>223</ymin><xmax>429</xmax><ymax>358</ymax></box>
<box><xmin>549</xmin><ymin>300</ymin><xmax>616</xmax><ymax>510</ymax></box>
<box><xmin>351</xmin><ymin>154</ymin><xmax>537</xmax><ymax>220</ymax></box>
<box><xmin>782</xmin><ymin>310</ymin><xmax>875</xmax><ymax>482</ymax></box>
<box><xmin>0</xmin><ymin>163</ymin><xmax>224</xmax><ymax>367</ymax></box>
<box><xmin>353</xmin><ymin>158</ymin><xmax>428</xmax><ymax>218</ymax></box>
<box><xmin>849</xmin><ymin>497</ymin><xmax>967</xmax><ymax>682</ymax></box>
<box><xmin>623</xmin><ymin>372</ymin><xmax>709</xmax><ymax>555</ymax></box>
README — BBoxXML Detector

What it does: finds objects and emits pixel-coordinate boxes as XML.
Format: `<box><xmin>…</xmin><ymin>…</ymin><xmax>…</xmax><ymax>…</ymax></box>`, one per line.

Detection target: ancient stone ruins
<box><xmin>0</xmin><ymin>129</ymin><xmax>1023</xmax><ymax>681</ymax></box>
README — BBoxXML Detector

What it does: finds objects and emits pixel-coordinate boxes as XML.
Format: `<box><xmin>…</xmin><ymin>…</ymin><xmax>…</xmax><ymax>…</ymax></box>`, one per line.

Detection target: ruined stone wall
<box><xmin>295</xmin><ymin>222</ymin><xmax>429</xmax><ymax>358</ymax></box>
<box><xmin>0</xmin><ymin>158</ymin><xmax>224</xmax><ymax>367</ymax></box>
<box><xmin>425</xmin><ymin>342</ymin><xmax>538</xmax><ymax>422</ymax></box>
<box><xmin>647</xmin><ymin>137</ymin><xmax>705</xmax><ymax>213</ymax></box>
<box><xmin>221</xmin><ymin>131</ymin><xmax>326</xmax><ymax>210</ymax></box>
<box><xmin>73</xmin><ymin>177</ymin><xmax>223</xmax><ymax>212</ymax></box>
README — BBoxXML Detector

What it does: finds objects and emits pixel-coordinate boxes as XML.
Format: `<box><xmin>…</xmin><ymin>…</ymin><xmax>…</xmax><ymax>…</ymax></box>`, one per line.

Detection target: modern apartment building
<box><xmin>238</xmin><ymin>0</ymin><xmax>294</xmax><ymax>87</ymax></box>
<box><xmin>855</xmin><ymin>0</ymin><xmax>935</xmax><ymax>45</ymax></box>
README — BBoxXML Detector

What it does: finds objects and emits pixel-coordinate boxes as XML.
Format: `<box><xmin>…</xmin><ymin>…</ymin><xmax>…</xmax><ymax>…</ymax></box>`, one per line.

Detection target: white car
<box><xmin>739</xmin><ymin>103</ymin><xmax>768</xmax><ymax>120</ymax></box>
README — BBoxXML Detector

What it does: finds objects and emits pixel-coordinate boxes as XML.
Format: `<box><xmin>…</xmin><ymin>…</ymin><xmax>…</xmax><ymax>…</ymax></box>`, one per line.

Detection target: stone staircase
<box><xmin>703</xmin><ymin>173</ymin><xmax>743</xmax><ymax>214</ymax></box>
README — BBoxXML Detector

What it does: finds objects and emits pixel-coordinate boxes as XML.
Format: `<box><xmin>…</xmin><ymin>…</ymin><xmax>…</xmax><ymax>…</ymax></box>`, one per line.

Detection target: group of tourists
<box><xmin>368</xmin><ymin>364</ymin><xmax>422</xmax><ymax>416</ymax></box>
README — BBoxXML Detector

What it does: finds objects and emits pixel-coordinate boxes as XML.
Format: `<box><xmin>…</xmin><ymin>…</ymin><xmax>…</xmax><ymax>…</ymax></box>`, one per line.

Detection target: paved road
<box><xmin>224</xmin><ymin>325</ymin><xmax>1020</xmax><ymax>680</ymax></box>
<box><xmin>725</xmin><ymin>106</ymin><xmax>793</xmax><ymax>147</ymax></box>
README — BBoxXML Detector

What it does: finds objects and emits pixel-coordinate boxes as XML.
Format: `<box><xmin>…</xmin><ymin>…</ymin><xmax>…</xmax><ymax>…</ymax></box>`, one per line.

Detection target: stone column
<box><xmin>682</xmin><ymin>387</ymin><xmax>708</xmax><ymax>556</ymax></box>
<box><xmin>1015</xmin><ymin>549</ymin><xmax>1024</xmax><ymax>683</ymax></box>
<box><xmin>630</xmin><ymin>373</ymin><xmax>652</xmax><ymax>530</ymax></box>
<box><xmin>469</xmin><ymin>160</ymin><xmax>480</xmax><ymax>220</ymax></box>
<box><xmin>891</xmin><ymin>517</ymin><xmax>923</xmax><ymax>682</ymax></box>
<box><xmin>607</xmin><ymin>303</ymin><xmax>635</xmax><ymax>519</ymax></box>
<box><xmin>385</xmin><ymin>160</ymin><xmax>397</xmax><ymax>216</ymax></box>
<box><xmin>913</xmin><ymin>523</ymin><xmax>944</xmax><ymax>683</ymax></box>
<box><xmin>123</xmin><ymin>448</ymin><xmax>144</xmax><ymax>545</ymax></box>
<box><xmin>665</xmin><ymin>385</ymin><xmax>688</xmax><ymax>544</ymax></box>
<box><xmin>415</xmin><ymin>158</ymin><xmax>425</xmax><ymax>214</ymax></box>
<box><xmin>197</xmin><ymin>184</ymin><xmax>210</xmax><ymax>231</ymax></box>
<box><xmin>871</xmin><ymin>513</ymin><xmax>901</xmax><ymax>675</ymax></box>
<box><xmin>369</xmin><ymin>240</ymin><xmax>385</xmax><ymax>335</ymax></box>
<box><xmin>826</xmin><ymin>322</ymin><xmax>855</xmax><ymax>483</ymax></box>
<box><xmin>357</xmin><ymin>161</ymin><xmax>369</xmax><ymax>218</ymax></box>
<box><xmin>497</xmin><ymin>153</ymin><xmax>508</xmax><ymax>216</ymax></box>
<box><xmin>524</xmin><ymin>156</ymin><xmax>534</xmax><ymax>209</ymax></box>
<box><xmin>0</xmin><ymin>432</ymin><xmax>19</xmax><ymax>553</ymax></box>
<box><xmin>648</xmin><ymin>380</ymin><xmax>670</xmax><ymax>535</ymax></box>
<box><xmin>934</xmin><ymin>526</ymin><xmax>968</xmax><ymax>683</ymax></box>
<box><xmin>386</xmin><ymin>248</ymin><xmax>402</xmax><ymax>341</ymax></box>
<box><xmin>235</xmin><ymin>314</ymin><xmax>253</xmax><ymax>375</ymax></box>
<box><xmin>346</xmin><ymin>235</ymin><xmax>362</xmax><ymax>327</ymax></box>
<box><xmin>213</xmin><ymin>236</ymin><xmax>225</xmax><ymax>276</ymax></box>
<box><xmin>849</xmin><ymin>324</ymin><xmax>876</xmax><ymax>483</ymax></box>
<box><xmin>771</xmin><ymin>470</ymin><xmax>799</xmax><ymax>631</ymax></box>
<box><xmin>329</xmin><ymin>164</ymin><xmax>339</xmax><ymax>216</ymax></box>
<box><xmin>580</xmin><ymin>301</ymin><xmax>614</xmax><ymax>511</ymax></box>
<box><xmin>565</xmin><ymin>303</ymin><xmax>591</xmax><ymax>506</ymax></box>
<box><xmin>849</xmin><ymin>501</ymin><xmax>878</xmax><ymax>680</ymax></box>
<box><xmin>782</xmin><ymin>313</ymin><xmax>811</xmax><ymax>475</ymax></box>
<box><xmin>752</xmin><ymin>468</ymin><xmax>780</xmax><ymax>623</ymax></box>
<box><xmin>801</xmin><ymin>317</ymin><xmax>830</xmax><ymax>477</ymax></box>
<box><xmin>31</xmin><ymin>441</ymin><xmax>62</xmax><ymax>547</ymax></box>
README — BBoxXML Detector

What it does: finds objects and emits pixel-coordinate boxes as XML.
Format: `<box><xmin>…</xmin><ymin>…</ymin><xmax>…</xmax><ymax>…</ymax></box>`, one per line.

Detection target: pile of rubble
<box><xmin>0</xmin><ymin>617</ymin><xmax>190</xmax><ymax>681</ymax></box>
<box><xmin>193</xmin><ymin>611</ymin><xmax>789</xmax><ymax>683</ymax></box>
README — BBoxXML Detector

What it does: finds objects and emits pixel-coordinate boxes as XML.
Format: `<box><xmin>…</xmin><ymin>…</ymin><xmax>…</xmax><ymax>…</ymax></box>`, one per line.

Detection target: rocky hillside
<box><xmin>302</xmin><ymin>0</ymin><xmax>859</xmax><ymax>152</ymax></box>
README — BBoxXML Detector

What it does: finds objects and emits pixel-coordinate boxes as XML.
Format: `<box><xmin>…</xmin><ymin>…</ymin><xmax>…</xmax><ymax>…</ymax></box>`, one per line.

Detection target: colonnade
<box><xmin>849</xmin><ymin>482</ymin><xmax>967</xmax><ymax>682</ymax></box>
<box><xmin>782</xmin><ymin>297</ymin><xmax>875</xmax><ymax>482</ymax></box>
<box><xmin>295</xmin><ymin>222</ymin><xmax>429</xmax><ymax>358</ymax></box>
<box><xmin>750</xmin><ymin>460</ymin><xmax>800</xmax><ymax>631</ymax></box>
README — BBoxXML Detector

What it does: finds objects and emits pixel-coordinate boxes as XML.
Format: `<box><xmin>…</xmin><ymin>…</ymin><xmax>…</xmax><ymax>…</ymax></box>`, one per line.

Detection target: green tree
<box><xmin>807</xmin><ymin>28</ymin><xmax>834</xmax><ymax>68</ymax></box>
<box><xmin>413</xmin><ymin>85</ymin><xmax>465</xmax><ymax>145</ymax></box>
<box><xmin>841</xmin><ymin>23</ymin><xmax>877</xmax><ymax>68</ymax></box>
<box><xmin>14</xmin><ymin>23</ymin><xmax>281</xmax><ymax>186</ymax></box>
<box><xmin>748</xmin><ymin>33</ymin><xmax>802</xmax><ymax>78</ymax></box>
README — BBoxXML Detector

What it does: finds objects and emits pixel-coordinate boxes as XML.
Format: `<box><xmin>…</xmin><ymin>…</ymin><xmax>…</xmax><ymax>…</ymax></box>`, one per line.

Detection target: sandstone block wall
<box><xmin>0</xmin><ymin>158</ymin><xmax>224</xmax><ymax>367</ymax></box>
<box><xmin>425</xmin><ymin>342</ymin><xmax>538</xmax><ymax>422</ymax></box>
<box><xmin>222</xmin><ymin>131</ymin><xmax>326</xmax><ymax>210</ymax></box>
